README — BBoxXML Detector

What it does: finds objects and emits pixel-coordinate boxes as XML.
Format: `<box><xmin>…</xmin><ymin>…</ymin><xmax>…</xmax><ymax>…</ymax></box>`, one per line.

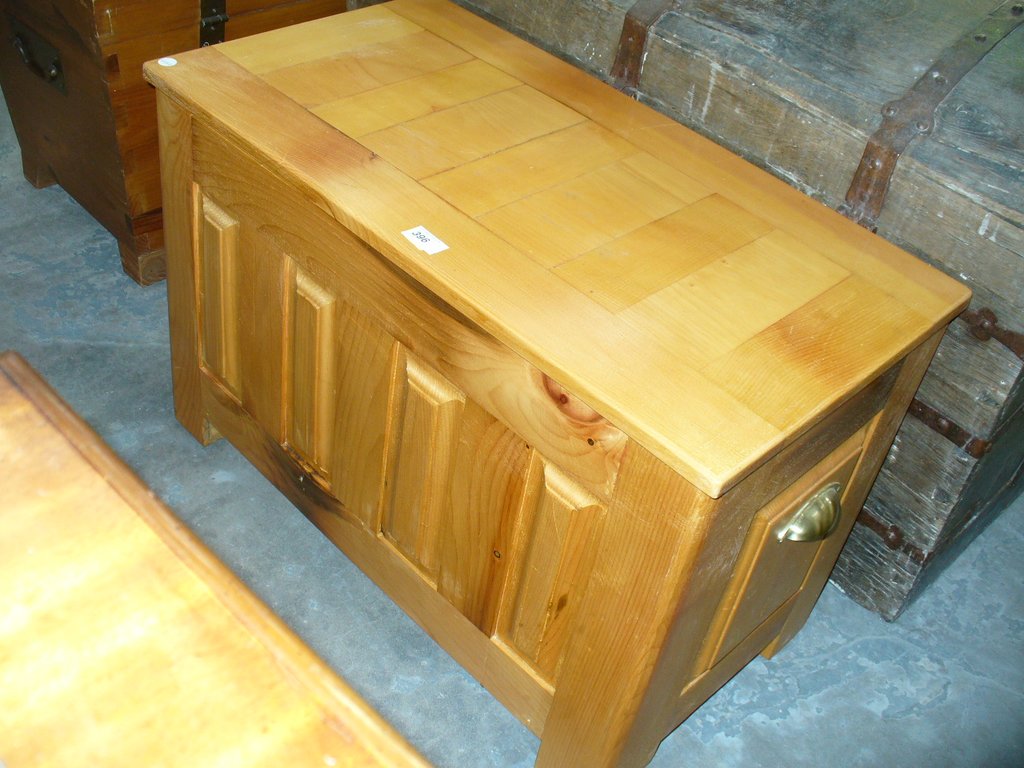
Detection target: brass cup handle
<box><xmin>777</xmin><ymin>483</ymin><xmax>842</xmax><ymax>542</ymax></box>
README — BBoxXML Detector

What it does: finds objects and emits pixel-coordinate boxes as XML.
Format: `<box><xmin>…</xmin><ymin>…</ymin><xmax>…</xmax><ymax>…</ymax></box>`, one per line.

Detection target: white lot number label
<box><xmin>402</xmin><ymin>226</ymin><xmax>449</xmax><ymax>255</ymax></box>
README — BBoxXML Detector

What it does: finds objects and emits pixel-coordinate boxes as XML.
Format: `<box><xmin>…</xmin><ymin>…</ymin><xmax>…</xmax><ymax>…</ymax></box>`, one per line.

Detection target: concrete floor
<box><xmin>2</xmin><ymin>92</ymin><xmax>1022</xmax><ymax>768</ymax></box>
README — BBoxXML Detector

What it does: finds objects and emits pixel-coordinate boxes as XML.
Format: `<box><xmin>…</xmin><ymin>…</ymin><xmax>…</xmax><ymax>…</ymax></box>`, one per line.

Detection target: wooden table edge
<box><xmin>0</xmin><ymin>349</ymin><xmax>432</xmax><ymax>768</ymax></box>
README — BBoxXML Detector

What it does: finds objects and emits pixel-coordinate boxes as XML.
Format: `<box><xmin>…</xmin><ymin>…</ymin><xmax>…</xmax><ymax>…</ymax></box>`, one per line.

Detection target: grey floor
<box><xmin>1</xmin><ymin>92</ymin><xmax>1022</xmax><ymax>768</ymax></box>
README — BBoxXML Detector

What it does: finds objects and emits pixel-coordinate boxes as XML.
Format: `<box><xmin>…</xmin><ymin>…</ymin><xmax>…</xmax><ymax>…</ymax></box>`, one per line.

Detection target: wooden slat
<box><xmin>892</xmin><ymin>308</ymin><xmax>1020</xmax><ymax>437</ymax></box>
<box><xmin>261</xmin><ymin>29</ymin><xmax>472</xmax><ymax>108</ymax></box>
<box><xmin>221</xmin><ymin>5</ymin><xmax>422</xmax><ymax>73</ymax></box>
<box><xmin>554</xmin><ymin>193</ymin><xmax>773</xmax><ymax>313</ymax></box>
<box><xmin>422</xmin><ymin>121</ymin><xmax>636</xmax><ymax>218</ymax></box>
<box><xmin>156</xmin><ymin>92</ymin><xmax>211</xmax><ymax>443</ymax></box>
<box><xmin>315</xmin><ymin>58</ymin><xmax>519</xmax><ymax>137</ymax></box>
<box><xmin>232</xmin><ymin>202</ymin><xmax>286</xmax><ymax>439</ymax></box>
<box><xmin>361</xmin><ymin>84</ymin><xmax>585</xmax><ymax>179</ymax></box>
<box><xmin>701</xmin><ymin>276</ymin><xmax>929</xmax><ymax>430</ymax></box>
<box><xmin>478</xmin><ymin>153</ymin><xmax>709</xmax><ymax>268</ymax></box>
<box><xmin>620</xmin><ymin>229</ymin><xmax>851</xmax><ymax>367</ymax></box>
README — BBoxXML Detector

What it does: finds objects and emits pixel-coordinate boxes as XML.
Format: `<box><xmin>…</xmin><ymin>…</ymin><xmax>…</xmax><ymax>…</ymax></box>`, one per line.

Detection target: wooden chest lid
<box><xmin>144</xmin><ymin>0</ymin><xmax>970</xmax><ymax>497</ymax></box>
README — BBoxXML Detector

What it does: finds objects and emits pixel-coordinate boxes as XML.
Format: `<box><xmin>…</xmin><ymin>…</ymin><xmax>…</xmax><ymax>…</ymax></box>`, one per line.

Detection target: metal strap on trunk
<box><xmin>855</xmin><ymin>507</ymin><xmax>929</xmax><ymax>565</ymax></box>
<box><xmin>611</xmin><ymin>0</ymin><xmax>680</xmax><ymax>92</ymax></box>
<box><xmin>961</xmin><ymin>308</ymin><xmax>1024</xmax><ymax>362</ymax></box>
<box><xmin>908</xmin><ymin>398</ymin><xmax>992</xmax><ymax>459</ymax></box>
<box><xmin>839</xmin><ymin>2</ymin><xmax>1024</xmax><ymax>231</ymax></box>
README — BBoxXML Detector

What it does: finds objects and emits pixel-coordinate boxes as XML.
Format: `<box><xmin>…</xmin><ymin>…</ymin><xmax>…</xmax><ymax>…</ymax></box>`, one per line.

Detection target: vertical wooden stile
<box><xmin>156</xmin><ymin>90</ymin><xmax>210</xmax><ymax>444</ymax></box>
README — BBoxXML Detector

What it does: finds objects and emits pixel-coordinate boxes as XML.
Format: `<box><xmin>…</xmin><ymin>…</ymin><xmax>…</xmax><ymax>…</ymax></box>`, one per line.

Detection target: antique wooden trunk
<box><xmin>0</xmin><ymin>0</ymin><xmax>348</xmax><ymax>285</ymax></box>
<box><xmin>0</xmin><ymin>351</ymin><xmax>429</xmax><ymax>767</ymax></box>
<box><xmin>443</xmin><ymin>0</ymin><xmax>1024</xmax><ymax>620</ymax></box>
<box><xmin>145</xmin><ymin>1</ymin><xmax>969</xmax><ymax>765</ymax></box>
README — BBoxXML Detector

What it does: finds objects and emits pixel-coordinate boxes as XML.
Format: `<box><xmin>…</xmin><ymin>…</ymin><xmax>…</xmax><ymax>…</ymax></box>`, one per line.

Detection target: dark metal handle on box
<box><xmin>8</xmin><ymin>19</ymin><xmax>65</xmax><ymax>93</ymax></box>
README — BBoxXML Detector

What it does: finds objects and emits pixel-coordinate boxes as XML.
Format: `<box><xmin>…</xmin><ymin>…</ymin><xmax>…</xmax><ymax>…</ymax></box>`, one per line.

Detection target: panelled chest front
<box><xmin>0</xmin><ymin>0</ymin><xmax>347</xmax><ymax>284</ymax></box>
<box><xmin>144</xmin><ymin>2</ymin><xmax>971</xmax><ymax>765</ymax></box>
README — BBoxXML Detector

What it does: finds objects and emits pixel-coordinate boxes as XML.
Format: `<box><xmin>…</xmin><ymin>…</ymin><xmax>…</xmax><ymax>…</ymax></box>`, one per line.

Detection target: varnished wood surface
<box><xmin>0</xmin><ymin>351</ymin><xmax>430</xmax><ymax>768</ymax></box>
<box><xmin>149</xmin><ymin>89</ymin><xmax>949</xmax><ymax>765</ymax></box>
<box><xmin>145</xmin><ymin>4</ymin><xmax>972</xmax><ymax>766</ymax></box>
<box><xmin>144</xmin><ymin>0</ymin><xmax>969</xmax><ymax>496</ymax></box>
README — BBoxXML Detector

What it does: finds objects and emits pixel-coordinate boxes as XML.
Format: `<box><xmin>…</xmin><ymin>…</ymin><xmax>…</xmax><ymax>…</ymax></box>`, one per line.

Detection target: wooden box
<box><xmin>0</xmin><ymin>351</ymin><xmax>429</xmax><ymax>767</ymax></box>
<box><xmin>145</xmin><ymin>2</ymin><xmax>970</xmax><ymax>765</ymax></box>
<box><xmin>444</xmin><ymin>0</ymin><xmax>1024</xmax><ymax>620</ymax></box>
<box><xmin>0</xmin><ymin>0</ymin><xmax>348</xmax><ymax>284</ymax></box>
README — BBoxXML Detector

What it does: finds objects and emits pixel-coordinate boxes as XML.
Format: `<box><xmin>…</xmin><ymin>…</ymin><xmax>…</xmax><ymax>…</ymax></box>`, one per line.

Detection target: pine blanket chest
<box><xmin>0</xmin><ymin>0</ymin><xmax>347</xmax><ymax>284</ymax></box>
<box><xmin>145</xmin><ymin>2</ymin><xmax>971</xmax><ymax>765</ymax></box>
<box><xmin>0</xmin><ymin>352</ymin><xmax>429</xmax><ymax>767</ymax></box>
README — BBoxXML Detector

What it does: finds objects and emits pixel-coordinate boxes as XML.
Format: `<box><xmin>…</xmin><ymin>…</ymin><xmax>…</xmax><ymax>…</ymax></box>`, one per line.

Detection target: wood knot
<box><xmin>541</xmin><ymin>374</ymin><xmax>603</xmax><ymax>424</ymax></box>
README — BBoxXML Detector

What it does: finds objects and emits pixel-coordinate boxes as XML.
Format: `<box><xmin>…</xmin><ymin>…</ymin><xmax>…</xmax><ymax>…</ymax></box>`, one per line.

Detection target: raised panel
<box><xmin>382</xmin><ymin>349</ymin><xmax>466</xmax><ymax>582</ymax></box>
<box><xmin>437</xmin><ymin>402</ymin><xmax>534</xmax><ymax>634</ymax></box>
<box><xmin>198</xmin><ymin>195</ymin><xmax>240</xmax><ymax>396</ymax></box>
<box><xmin>285</xmin><ymin>266</ymin><xmax>337</xmax><ymax>480</ymax></box>
<box><xmin>697</xmin><ymin>428</ymin><xmax>866</xmax><ymax>671</ymax></box>
<box><xmin>501</xmin><ymin>461</ymin><xmax>606</xmax><ymax>683</ymax></box>
<box><xmin>202</xmin><ymin>190</ymin><xmax>285</xmax><ymax>438</ymax></box>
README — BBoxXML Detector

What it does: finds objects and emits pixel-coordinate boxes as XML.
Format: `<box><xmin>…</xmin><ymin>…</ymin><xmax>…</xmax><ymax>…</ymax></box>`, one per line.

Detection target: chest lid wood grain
<box><xmin>144</xmin><ymin>0</ymin><xmax>971</xmax><ymax>497</ymax></box>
